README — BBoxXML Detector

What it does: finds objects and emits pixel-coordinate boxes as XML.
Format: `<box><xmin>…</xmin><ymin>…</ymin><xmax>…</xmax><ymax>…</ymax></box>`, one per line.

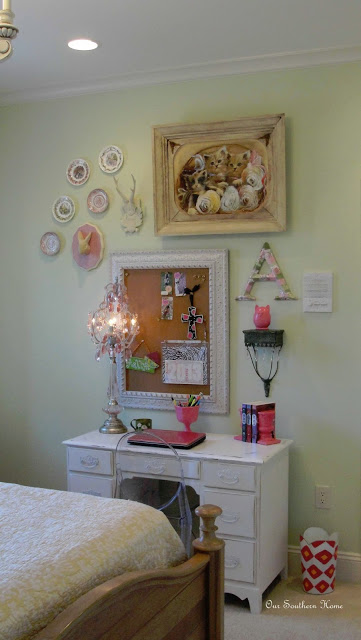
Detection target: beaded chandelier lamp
<box><xmin>88</xmin><ymin>278</ymin><xmax>139</xmax><ymax>434</ymax></box>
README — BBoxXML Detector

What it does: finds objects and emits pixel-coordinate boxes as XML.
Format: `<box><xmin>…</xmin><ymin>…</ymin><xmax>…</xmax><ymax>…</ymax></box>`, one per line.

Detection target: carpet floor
<box><xmin>224</xmin><ymin>577</ymin><xmax>361</xmax><ymax>640</ymax></box>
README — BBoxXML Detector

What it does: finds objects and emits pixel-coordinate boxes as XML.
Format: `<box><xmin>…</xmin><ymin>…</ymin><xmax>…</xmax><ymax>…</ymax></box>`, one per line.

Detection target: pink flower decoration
<box><xmin>249</xmin><ymin>150</ymin><xmax>262</xmax><ymax>166</ymax></box>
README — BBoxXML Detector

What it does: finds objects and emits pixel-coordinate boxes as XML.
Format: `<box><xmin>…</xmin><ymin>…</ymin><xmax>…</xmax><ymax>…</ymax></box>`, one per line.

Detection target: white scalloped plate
<box><xmin>98</xmin><ymin>145</ymin><xmax>123</xmax><ymax>174</ymax></box>
<box><xmin>66</xmin><ymin>158</ymin><xmax>90</xmax><ymax>186</ymax></box>
<box><xmin>52</xmin><ymin>195</ymin><xmax>75</xmax><ymax>223</ymax></box>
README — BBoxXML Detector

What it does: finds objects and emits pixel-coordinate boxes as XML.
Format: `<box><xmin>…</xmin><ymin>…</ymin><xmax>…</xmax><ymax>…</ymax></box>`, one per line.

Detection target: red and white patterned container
<box><xmin>300</xmin><ymin>527</ymin><xmax>338</xmax><ymax>594</ymax></box>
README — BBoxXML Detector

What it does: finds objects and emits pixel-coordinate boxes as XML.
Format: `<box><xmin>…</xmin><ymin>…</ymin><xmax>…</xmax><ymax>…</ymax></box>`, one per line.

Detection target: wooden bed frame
<box><xmin>34</xmin><ymin>505</ymin><xmax>225</xmax><ymax>640</ymax></box>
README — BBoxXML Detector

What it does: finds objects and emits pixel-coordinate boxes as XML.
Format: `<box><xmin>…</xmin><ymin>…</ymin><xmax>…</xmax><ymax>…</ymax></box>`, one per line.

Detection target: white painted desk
<box><xmin>63</xmin><ymin>431</ymin><xmax>291</xmax><ymax>613</ymax></box>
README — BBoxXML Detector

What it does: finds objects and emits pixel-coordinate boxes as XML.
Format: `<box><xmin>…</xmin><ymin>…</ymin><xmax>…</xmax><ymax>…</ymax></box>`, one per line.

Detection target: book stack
<box><xmin>235</xmin><ymin>401</ymin><xmax>277</xmax><ymax>444</ymax></box>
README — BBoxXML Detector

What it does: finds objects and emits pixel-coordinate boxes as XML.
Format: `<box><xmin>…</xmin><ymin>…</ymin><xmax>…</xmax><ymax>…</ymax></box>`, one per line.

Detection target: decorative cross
<box><xmin>181</xmin><ymin>306</ymin><xmax>204</xmax><ymax>340</ymax></box>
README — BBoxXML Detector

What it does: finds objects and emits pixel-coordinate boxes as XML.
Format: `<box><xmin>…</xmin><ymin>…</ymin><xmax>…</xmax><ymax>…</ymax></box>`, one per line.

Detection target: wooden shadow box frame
<box><xmin>153</xmin><ymin>114</ymin><xmax>285</xmax><ymax>236</ymax></box>
<box><xmin>111</xmin><ymin>249</ymin><xmax>229</xmax><ymax>414</ymax></box>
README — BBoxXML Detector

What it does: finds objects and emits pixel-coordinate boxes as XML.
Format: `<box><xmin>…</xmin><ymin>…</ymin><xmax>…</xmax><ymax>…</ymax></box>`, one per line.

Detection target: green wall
<box><xmin>1</xmin><ymin>62</ymin><xmax>360</xmax><ymax>553</ymax></box>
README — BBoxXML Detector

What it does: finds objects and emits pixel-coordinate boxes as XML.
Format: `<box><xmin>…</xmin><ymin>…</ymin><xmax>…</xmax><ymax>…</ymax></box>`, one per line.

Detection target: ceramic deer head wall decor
<box><xmin>113</xmin><ymin>174</ymin><xmax>143</xmax><ymax>233</ymax></box>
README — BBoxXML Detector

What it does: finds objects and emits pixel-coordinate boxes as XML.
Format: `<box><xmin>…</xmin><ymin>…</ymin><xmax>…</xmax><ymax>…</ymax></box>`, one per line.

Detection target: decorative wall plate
<box><xmin>40</xmin><ymin>232</ymin><xmax>61</xmax><ymax>256</ymax></box>
<box><xmin>98</xmin><ymin>145</ymin><xmax>123</xmax><ymax>174</ymax></box>
<box><xmin>87</xmin><ymin>188</ymin><xmax>109</xmax><ymax>213</ymax></box>
<box><xmin>52</xmin><ymin>195</ymin><xmax>75</xmax><ymax>223</ymax></box>
<box><xmin>66</xmin><ymin>158</ymin><xmax>90</xmax><ymax>186</ymax></box>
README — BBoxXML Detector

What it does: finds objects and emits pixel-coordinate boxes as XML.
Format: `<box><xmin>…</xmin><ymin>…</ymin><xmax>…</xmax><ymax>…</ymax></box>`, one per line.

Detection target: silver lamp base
<box><xmin>99</xmin><ymin>414</ymin><xmax>127</xmax><ymax>434</ymax></box>
<box><xmin>99</xmin><ymin>393</ymin><xmax>127</xmax><ymax>434</ymax></box>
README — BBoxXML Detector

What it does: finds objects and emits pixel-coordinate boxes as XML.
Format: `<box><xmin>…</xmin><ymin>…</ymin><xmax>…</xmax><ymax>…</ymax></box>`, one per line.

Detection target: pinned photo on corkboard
<box><xmin>153</xmin><ymin>114</ymin><xmax>285</xmax><ymax>236</ymax></box>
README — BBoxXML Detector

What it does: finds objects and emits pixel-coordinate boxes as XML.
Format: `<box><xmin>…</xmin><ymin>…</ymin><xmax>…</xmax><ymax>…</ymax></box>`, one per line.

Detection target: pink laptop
<box><xmin>128</xmin><ymin>429</ymin><xmax>206</xmax><ymax>449</ymax></box>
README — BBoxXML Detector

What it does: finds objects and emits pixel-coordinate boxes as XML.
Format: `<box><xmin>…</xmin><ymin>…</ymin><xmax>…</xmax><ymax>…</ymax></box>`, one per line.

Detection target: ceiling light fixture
<box><xmin>68</xmin><ymin>39</ymin><xmax>98</xmax><ymax>51</ymax></box>
<box><xmin>0</xmin><ymin>0</ymin><xmax>18</xmax><ymax>62</ymax></box>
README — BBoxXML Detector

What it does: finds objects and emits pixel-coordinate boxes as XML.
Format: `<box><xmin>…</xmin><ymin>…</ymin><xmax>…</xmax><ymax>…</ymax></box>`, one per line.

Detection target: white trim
<box><xmin>1</xmin><ymin>45</ymin><xmax>361</xmax><ymax>106</ymax></box>
<box><xmin>288</xmin><ymin>545</ymin><xmax>361</xmax><ymax>584</ymax></box>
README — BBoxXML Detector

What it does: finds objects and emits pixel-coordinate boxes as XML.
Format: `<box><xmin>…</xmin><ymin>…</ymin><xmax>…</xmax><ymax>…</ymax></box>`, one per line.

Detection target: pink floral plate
<box><xmin>40</xmin><ymin>232</ymin><xmax>60</xmax><ymax>256</ymax></box>
<box><xmin>87</xmin><ymin>188</ymin><xmax>109</xmax><ymax>213</ymax></box>
<box><xmin>66</xmin><ymin>158</ymin><xmax>90</xmax><ymax>186</ymax></box>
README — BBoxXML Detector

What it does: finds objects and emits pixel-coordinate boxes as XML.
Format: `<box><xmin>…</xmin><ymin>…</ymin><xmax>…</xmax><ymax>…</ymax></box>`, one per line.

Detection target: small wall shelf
<box><xmin>243</xmin><ymin>329</ymin><xmax>284</xmax><ymax>397</ymax></box>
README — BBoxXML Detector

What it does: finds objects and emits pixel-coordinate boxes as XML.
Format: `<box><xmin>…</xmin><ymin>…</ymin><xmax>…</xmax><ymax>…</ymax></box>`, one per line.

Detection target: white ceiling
<box><xmin>1</xmin><ymin>0</ymin><xmax>361</xmax><ymax>105</ymax></box>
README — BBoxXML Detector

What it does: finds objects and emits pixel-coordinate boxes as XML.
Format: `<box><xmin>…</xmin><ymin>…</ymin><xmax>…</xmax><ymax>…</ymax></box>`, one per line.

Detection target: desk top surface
<box><xmin>64</xmin><ymin>430</ymin><xmax>292</xmax><ymax>465</ymax></box>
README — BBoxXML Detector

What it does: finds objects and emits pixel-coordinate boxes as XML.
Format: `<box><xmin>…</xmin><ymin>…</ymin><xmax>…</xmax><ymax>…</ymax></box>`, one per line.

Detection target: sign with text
<box><xmin>303</xmin><ymin>272</ymin><xmax>333</xmax><ymax>312</ymax></box>
<box><xmin>126</xmin><ymin>356</ymin><xmax>159</xmax><ymax>373</ymax></box>
<box><xmin>164</xmin><ymin>359</ymin><xmax>204</xmax><ymax>385</ymax></box>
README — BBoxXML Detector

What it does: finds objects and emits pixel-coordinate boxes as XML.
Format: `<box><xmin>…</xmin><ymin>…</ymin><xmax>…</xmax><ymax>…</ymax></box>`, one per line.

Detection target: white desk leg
<box><xmin>248</xmin><ymin>592</ymin><xmax>263</xmax><ymax>614</ymax></box>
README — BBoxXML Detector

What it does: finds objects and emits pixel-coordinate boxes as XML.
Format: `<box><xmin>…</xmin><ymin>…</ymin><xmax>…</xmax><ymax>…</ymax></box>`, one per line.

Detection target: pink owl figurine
<box><xmin>253</xmin><ymin>304</ymin><xmax>271</xmax><ymax>329</ymax></box>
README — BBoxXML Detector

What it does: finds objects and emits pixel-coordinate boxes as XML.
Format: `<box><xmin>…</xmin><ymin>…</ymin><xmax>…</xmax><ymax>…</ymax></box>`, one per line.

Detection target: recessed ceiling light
<box><xmin>68</xmin><ymin>39</ymin><xmax>98</xmax><ymax>51</ymax></box>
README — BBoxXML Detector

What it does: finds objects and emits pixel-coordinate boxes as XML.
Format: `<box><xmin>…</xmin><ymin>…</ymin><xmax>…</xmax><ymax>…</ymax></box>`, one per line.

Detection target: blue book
<box><xmin>246</xmin><ymin>404</ymin><xmax>252</xmax><ymax>442</ymax></box>
<box><xmin>241</xmin><ymin>404</ymin><xmax>247</xmax><ymax>441</ymax></box>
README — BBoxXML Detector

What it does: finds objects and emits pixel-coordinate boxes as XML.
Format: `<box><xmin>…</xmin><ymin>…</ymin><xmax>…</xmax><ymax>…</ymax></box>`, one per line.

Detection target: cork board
<box><xmin>111</xmin><ymin>250</ymin><xmax>229</xmax><ymax>415</ymax></box>
<box><xmin>124</xmin><ymin>267</ymin><xmax>210</xmax><ymax>396</ymax></box>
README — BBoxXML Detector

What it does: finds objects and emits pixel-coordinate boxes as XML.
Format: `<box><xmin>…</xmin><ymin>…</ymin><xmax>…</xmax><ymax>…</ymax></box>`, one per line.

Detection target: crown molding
<box><xmin>1</xmin><ymin>45</ymin><xmax>361</xmax><ymax>106</ymax></box>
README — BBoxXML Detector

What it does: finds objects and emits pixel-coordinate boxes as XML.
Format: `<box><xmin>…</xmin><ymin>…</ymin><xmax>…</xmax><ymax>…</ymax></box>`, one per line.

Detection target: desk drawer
<box><xmin>118</xmin><ymin>453</ymin><xmax>200</xmax><ymax>480</ymax></box>
<box><xmin>68</xmin><ymin>447</ymin><xmax>113</xmax><ymax>476</ymax></box>
<box><xmin>68</xmin><ymin>472</ymin><xmax>114</xmax><ymax>498</ymax></box>
<box><xmin>203</xmin><ymin>462</ymin><xmax>255</xmax><ymax>492</ymax></box>
<box><xmin>223</xmin><ymin>538</ymin><xmax>255</xmax><ymax>583</ymax></box>
<box><xmin>203</xmin><ymin>489</ymin><xmax>255</xmax><ymax>538</ymax></box>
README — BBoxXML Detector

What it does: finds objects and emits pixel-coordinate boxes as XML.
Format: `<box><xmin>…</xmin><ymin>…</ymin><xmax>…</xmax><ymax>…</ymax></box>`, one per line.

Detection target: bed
<box><xmin>0</xmin><ymin>482</ymin><xmax>224</xmax><ymax>640</ymax></box>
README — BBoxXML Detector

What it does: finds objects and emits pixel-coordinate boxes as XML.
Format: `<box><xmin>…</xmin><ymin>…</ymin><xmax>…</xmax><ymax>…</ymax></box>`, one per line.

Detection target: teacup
<box><xmin>130</xmin><ymin>418</ymin><xmax>152</xmax><ymax>432</ymax></box>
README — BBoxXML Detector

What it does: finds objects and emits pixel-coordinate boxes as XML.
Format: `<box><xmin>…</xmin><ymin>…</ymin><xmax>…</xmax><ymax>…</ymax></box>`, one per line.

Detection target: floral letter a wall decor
<box><xmin>236</xmin><ymin>242</ymin><xmax>297</xmax><ymax>301</ymax></box>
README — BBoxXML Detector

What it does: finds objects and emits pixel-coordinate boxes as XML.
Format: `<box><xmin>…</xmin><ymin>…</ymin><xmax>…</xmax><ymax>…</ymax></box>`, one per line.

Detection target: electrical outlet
<box><xmin>315</xmin><ymin>485</ymin><xmax>332</xmax><ymax>509</ymax></box>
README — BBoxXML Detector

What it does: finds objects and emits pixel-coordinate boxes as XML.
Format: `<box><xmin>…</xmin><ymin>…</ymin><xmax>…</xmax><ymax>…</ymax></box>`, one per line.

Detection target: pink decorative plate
<box><xmin>66</xmin><ymin>158</ymin><xmax>90</xmax><ymax>186</ymax></box>
<box><xmin>87</xmin><ymin>188</ymin><xmax>109</xmax><ymax>213</ymax></box>
<box><xmin>40</xmin><ymin>232</ymin><xmax>60</xmax><ymax>256</ymax></box>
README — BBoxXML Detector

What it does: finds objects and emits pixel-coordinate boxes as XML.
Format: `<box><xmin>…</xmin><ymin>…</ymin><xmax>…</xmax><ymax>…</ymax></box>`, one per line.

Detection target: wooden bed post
<box><xmin>193</xmin><ymin>504</ymin><xmax>225</xmax><ymax>640</ymax></box>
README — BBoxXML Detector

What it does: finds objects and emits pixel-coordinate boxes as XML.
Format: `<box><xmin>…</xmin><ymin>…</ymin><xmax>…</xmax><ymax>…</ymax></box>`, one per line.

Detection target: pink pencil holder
<box><xmin>175</xmin><ymin>405</ymin><xmax>200</xmax><ymax>432</ymax></box>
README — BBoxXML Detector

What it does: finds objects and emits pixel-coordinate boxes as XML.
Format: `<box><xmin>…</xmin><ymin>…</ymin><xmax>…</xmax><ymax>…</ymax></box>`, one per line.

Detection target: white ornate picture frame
<box><xmin>111</xmin><ymin>249</ymin><xmax>229</xmax><ymax>414</ymax></box>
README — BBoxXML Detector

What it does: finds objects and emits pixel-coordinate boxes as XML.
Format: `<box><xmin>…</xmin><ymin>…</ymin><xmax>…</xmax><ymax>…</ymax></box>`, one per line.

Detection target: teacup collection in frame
<box><xmin>152</xmin><ymin>113</ymin><xmax>286</xmax><ymax>236</ymax></box>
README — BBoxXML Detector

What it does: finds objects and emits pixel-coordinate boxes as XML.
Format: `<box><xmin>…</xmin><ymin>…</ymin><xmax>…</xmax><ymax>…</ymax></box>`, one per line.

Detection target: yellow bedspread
<box><xmin>0</xmin><ymin>482</ymin><xmax>186</xmax><ymax>640</ymax></box>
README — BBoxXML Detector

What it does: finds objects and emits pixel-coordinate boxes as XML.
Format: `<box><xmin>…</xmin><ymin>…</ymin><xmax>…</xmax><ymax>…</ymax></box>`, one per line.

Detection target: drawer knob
<box><xmin>145</xmin><ymin>460</ymin><xmax>166</xmax><ymax>475</ymax></box>
<box><xmin>218</xmin><ymin>468</ymin><xmax>239</xmax><ymax>485</ymax></box>
<box><xmin>80</xmin><ymin>455</ymin><xmax>99</xmax><ymax>469</ymax></box>
<box><xmin>225</xmin><ymin>556</ymin><xmax>240</xmax><ymax>570</ymax></box>
<box><xmin>220</xmin><ymin>510</ymin><xmax>240</xmax><ymax>524</ymax></box>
